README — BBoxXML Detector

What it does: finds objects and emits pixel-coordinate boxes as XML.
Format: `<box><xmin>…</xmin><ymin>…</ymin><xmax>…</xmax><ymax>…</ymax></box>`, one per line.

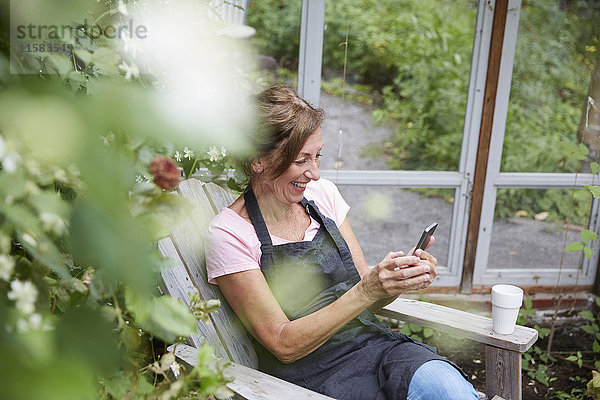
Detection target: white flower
<box><xmin>118</xmin><ymin>0</ymin><xmax>128</xmax><ymax>16</ymax></box>
<box><xmin>0</xmin><ymin>135</ymin><xmax>5</xmax><ymax>159</ymax></box>
<box><xmin>28</xmin><ymin>313</ymin><xmax>42</xmax><ymax>330</ymax></box>
<box><xmin>8</xmin><ymin>280</ymin><xmax>38</xmax><ymax>315</ymax></box>
<box><xmin>170</xmin><ymin>361</ymin><xmax>181</xmax><ymax>378</ymax></box>
<box><xmin>120</xmin><ymin>30</ymin><xmax>138</xmax><ymax>56</ymax></box>
<box><xmin>21</xmin><ymin>233</ymin><xmax>37</xmax><ymax>248</ymax></box>
<box><xmin>220</xmin><ymin>146</ymin><xmax>227</xmax><ymax>158</ymax></box>
<box><xmin>40</xmin><ymin>212</ymin><xmax>67</xmax><ymax>236</ymax></box>
<box><xmin>119</xmin><ymin>62</ymin><xmax>140</xmax><ymax>80</ymax></box>
<box><xmin>16</xmin><ymin>313</ymin><xmax>47</xmax><ymax>333</ymax></box>
<box><xmin>136</xmin><ymin>174</ymin><xmax>144</xmax><ymax>183</ymax></box>
<box><xmin>0</xmin><ymin>255</ymin><xmax>15</xmax><ymax>281</ymax></box>
<box><xmin>207</xmin><ymin>146</ymin><xmax>221</xmax><ymax>162</ymax></box>
<box><xmin>54</xmin><ymin>168</ymin><xmax>68</xmax><ymax>183</ymax></box>
<box><xmin>2</xmin><ymin>152</ymin><xmax>20</xmax><ymax>173</ymax></box>
<box><xmin>183</xmin><ymin>147</ymin><xmax>194</xmax><ymax>160</ymax></box>
<box><xmin>174</xmin><ymin>151</ymin><xmax>182</xmax><ymax>162</ymax></box>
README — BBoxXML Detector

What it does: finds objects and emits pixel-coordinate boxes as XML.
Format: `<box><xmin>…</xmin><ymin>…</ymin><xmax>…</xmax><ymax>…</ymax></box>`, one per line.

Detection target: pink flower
<box><xmin>150</xmin><ymin>156</ymin><xmax>180</xmax><ymax>190</ymax></box>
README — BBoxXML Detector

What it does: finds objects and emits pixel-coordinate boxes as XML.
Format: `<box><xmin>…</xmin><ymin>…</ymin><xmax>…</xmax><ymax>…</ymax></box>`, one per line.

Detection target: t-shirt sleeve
<box><xmin>205</xmin><ymin>211</ymin><xmax>261</xmax><ymax>284</ymax></box>
<box><xmin>307</xmin><ymin>178</ymin><xmax>350</xmax><ymax>227</ymax></box>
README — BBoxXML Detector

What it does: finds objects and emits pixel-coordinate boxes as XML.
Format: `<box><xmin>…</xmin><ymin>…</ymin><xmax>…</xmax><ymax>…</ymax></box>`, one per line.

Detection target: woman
<box><xmin>206</xmin><ymin>86</ymin><xmax>478</xmax><ymax>399</ymax></box>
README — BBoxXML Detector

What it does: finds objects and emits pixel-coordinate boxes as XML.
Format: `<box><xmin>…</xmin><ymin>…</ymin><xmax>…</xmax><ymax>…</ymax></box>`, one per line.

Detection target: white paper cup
<box><xmin>491</xmin><ymin>284</ymin><xmax>523</xmax><ymax>334</ymax></box>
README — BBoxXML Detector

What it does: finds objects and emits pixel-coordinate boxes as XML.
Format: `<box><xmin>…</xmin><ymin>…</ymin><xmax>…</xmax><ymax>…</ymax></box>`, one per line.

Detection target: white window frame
<box><xmin>297</xmin><ymin>0</ymin><xmax>600</xmax><ymax>288</ymax></box>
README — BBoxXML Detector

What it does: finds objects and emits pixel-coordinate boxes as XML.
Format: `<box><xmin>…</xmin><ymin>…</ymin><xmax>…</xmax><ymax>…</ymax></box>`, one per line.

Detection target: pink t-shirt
<box><xmin>205</xmin><ymin>178</ymin><xmax>350</xmax><ymax>284</ymax></box>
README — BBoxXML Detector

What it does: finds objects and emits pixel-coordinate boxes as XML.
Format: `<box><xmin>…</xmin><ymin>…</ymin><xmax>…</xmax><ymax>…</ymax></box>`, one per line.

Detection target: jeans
<box><xmin>407</xmin><ymin>360</ymin><xmax>479</xmax><ymax>400</ymax></box>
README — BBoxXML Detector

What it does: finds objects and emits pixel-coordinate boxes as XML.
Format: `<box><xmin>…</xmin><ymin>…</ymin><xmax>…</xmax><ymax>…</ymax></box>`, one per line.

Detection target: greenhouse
<box><xmin>2</xmin><ymin>0</ymin><xmax>600</xmax><ymax>398</ymax></box>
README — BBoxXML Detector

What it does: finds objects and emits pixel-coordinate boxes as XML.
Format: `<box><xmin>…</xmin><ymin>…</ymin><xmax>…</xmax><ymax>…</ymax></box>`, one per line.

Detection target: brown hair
<box><xmin>243</xmin><ymin>85</ymin><xmax>324</xmax><ymax>184</ymax></box>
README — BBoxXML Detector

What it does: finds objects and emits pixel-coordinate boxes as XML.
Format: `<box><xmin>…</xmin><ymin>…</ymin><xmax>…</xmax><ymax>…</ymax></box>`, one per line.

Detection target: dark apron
<box><xmin>243</xmin><ymin>187</ymin><xmax>465</xmax><ymax>400</ymax></box>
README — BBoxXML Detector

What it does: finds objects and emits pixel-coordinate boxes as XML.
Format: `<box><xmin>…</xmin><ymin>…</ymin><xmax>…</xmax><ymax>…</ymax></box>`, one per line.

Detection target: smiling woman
<box><xmin>204</xmin><ymin>85</ymin><xmax>478</xmax><ymax>399</ymax></box>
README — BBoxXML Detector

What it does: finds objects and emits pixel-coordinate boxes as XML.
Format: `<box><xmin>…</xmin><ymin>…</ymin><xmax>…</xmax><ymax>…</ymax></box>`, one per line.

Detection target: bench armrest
<box><xmin>377</xmin><ymin>298</ymin><xmax>538</xmax><ymax>353</ymax></box>
<box><xmin>171</xmin><ymin>344</ymin><xmax>334</xmax><ymax>400</ymax></box>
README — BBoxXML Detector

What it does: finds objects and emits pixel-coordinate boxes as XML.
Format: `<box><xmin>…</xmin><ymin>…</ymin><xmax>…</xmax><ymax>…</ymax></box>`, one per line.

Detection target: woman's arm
<box><xmin>216</xmin><ymin>252</ymin><xmax>431</xmax><ymax>364</ymax></box>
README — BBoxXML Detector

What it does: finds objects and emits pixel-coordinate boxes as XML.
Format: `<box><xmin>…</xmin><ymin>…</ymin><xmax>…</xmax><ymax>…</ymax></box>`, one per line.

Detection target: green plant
<box><xmin>0</xmin><ymin>0</ymin><xmax>253</xmax><ymax>398</ymax></box>
<box><xmin>553</xmin><ymin>387</ymin><xmax>587</xmax><ymax>400</ymax></box>
<box><xmin>588</xmin><ymin>371</ymin><xmax>600</xmax><ymax>400</ymax></box>
<box><xmin>397</xmin><ymin>323</ymin><xmax>434</xmax><ymax>343</ymax></box>
<box><xmin>517</xmin><ymin>297</ymin><xmax>557</xmax><ymax>386</ymax></box>
<box><xmin>576</xmin><ymin>297</ymin><xmax>600</xmax><ymax>371</ymax></box>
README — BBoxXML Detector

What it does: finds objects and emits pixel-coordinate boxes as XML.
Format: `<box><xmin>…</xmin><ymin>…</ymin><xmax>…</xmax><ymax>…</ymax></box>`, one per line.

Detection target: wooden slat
<box><xmin>172</xmin><ymin>180</ymin><xmax>258</xmax><ymax>368</ymax></box>
<box><xmin>158</xmin><ymin>237</ymin><xmax>229</xmax><ymax>358</ymax></box>
<box><xmin>485</xmin><ymin>346</ymin><xmax>521</xmax><ymax>400</ymax></box>
<box><xmin>202</xmin><ymin>182</ymin><xmax>236</xmax><ymax>213</ymax></box>
<box><xmin>378</xmin><ymin>298</ymin><xmax>537</xmax><ymax>352</ymax></box>
<box><xmin>172</xmin><ymin>344</ymin><xmax>334</xmax><ymax>400</ymax></box>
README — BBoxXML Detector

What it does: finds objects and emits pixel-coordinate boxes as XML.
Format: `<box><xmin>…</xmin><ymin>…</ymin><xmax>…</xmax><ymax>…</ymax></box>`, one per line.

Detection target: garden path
<box><xmin>318</xmin><ymin>91</ymin><xmax>581</xmax><ymax>275</ymax></box>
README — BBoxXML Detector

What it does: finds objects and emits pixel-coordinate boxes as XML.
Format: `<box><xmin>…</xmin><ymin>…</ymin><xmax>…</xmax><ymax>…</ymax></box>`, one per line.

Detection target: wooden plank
<box><xmin>172</xmin><ymin>180</ymin><xmax>258</xmax><ymax>368</ymax></box>
<box><xmin>485</xmin><ymin>346</ymin><xmax>521</xmax><ymax>400</ymax></box>
<box><xmin>225</xmin><ymin>362</ymin><xmax>335</xmax><ymax>400</ymax></box>
<box><xmin>158</xmin><ymin>237</ymin><xmax>230</xmax><ymax>358</ymax></box>
<box><xmin>377</xmin><ymin>298</ymin><xmax>537</xmax><ymax>352</ymax></box>
<box><xmin>202</xmin><ymin>182</ymin><xmax>236</xmax><ymax>212</ymax></box>
<box><xmin>172</xmin><ymin>344</ymin><xmax>334</xmax><ymax>400</ymax></box>
<box><xmin>461</xmin><ymin>0</ymin><xmax>510</xmax><ymax>293</ymax></box>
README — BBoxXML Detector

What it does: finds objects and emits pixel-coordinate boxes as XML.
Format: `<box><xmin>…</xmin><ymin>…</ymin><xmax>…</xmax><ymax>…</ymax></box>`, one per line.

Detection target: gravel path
<box><xmin>318</xmin><ymin>91</ymin><xmax>582</xmax><ymax>271</ymax></box>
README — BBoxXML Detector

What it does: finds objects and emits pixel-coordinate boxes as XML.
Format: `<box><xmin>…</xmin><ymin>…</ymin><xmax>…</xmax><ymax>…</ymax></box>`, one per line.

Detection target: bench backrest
<box><xmin>158</xmin><ymin>179</ymin><xmax>258</xmax><ymax>368</ymax></box>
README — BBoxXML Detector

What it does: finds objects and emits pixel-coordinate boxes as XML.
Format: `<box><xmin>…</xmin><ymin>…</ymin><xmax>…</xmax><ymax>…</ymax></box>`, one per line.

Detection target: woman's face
<box><xmin>261</xmin><ymin>128</ymin><xmax>323</xmax><ymax>205</ymax></box>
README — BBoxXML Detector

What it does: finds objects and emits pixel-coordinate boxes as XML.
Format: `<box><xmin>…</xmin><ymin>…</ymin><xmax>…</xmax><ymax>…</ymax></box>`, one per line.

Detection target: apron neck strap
<box><xmin>243</xmin><ymin>186</ymin><xmax>273</xmax><ymax>251</ymax></box>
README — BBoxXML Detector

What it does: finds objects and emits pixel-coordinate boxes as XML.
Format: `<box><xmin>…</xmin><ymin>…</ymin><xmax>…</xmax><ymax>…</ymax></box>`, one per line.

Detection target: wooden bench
<box><xmin>158</xmin><ymin>179</ymin><xmax>538</xmax><ymax>400</ymax></box>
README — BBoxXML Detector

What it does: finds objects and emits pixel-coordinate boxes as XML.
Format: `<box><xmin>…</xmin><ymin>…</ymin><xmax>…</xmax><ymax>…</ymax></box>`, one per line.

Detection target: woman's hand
<box><xmin>357</xmin><ymin>249</ymin><xmax>436</xmax><ymax>303</ymax></box>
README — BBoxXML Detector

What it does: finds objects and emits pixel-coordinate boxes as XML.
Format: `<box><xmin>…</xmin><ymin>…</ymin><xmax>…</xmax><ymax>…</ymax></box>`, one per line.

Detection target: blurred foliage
<box><xmin>0</xmin><ymin>0</ymin><xmax>251</xmax><ymax>398</ymax></box>
<box><xmin>248</xmin><ymin>0</ymin><xmax>600</xmax><ymax>226</ymax></box>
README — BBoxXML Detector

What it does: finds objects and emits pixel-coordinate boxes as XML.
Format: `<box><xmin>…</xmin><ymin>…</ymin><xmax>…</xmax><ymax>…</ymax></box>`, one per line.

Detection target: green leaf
<box><xmin>564</xmin><ymin>241</ymin><xmax>584</xmax><ymax>252</ymax></box>
<box><xmin>524</xmin><ymin>296</ymin><xmax>533</xmax><ymax>310</ymax></box>
<box><xmin>596</xmin><ymin>297</ymin><xmax>600</xmax><ymax>308</ymax></box>
<box><xmin>125</xmin><ymin>287</ymin><xmax>196</xmax><ymax>343</ymax></box>
<box><xmin>46</xmin><ymin>53</ymin><xmax>73</xmax><ymax>77</ymax></box>
<box><xmin>423</xmin><ymin>327</ymin><xmax>434</xmax><ymax>338</ymax></box>
<box><xmin>578</xmin><ymin>358</ymin><xmax>583</xmax><ymax>368</ymax></box>
<box><xmin>580</xmin><ymin>310</ymin><xmax>595</xmax><ymax>321</ymax></box>
<box><xmin>584</xmin><ymin>246</ymin><xmax>594</xmax><ymax>260</ymax></box>
<box><xmin>582</xmin><ymin>324</ymin><xmax>599</xmax><ymax>334</ymax></box>
<box><xmin>592</xmin><ymin>162</ymin><xmax>600</xmax><ymax>175</ymax></box>
<box><xmin>90</xmin><ymin>47</ymin><xmax>121</xmax><ymax>75</ymax></box>
<box><xmin>197</xmin><ymin>343</ymin><xmax>215</xmax><ymax>367</ymax></box>
<box><xmin>586</xmin><ymin>185</ymin><xmax>600</xmax><ymax>198</ymax></box>
<box><xmin>579</xmin><ymin>143</ymin><xmax>590</xmax><ymax>155</ymax></box>
<box><xmin>581</xmin><ymin>229</ymin><xmax>598</xmax><ymax>243</ymax></box>
<box><xmin>102</xmin><ymin>372</ymin><xmax>132</xmax><ymax>399</ymax></box>
<box><xmin>593</xmin><ymin>340</ymin><xmax>600</xmax><ymax>353</ymax></box>
<box><xmin>566</xmin><ymin>355</ymin><xmax>578</xmax><ymax>361</ymax></box>
<box><xmin>408</xmin><ymin>324</ymin><xmax>422</xmax><ymax>332</ymax></box>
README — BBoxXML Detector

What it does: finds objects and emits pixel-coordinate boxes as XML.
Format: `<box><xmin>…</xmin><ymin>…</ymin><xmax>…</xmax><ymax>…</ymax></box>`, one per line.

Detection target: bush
<box><xmin>0</xmin><ymin>0</ymin><xmax>253</xmax><ymax>398</ymax></box>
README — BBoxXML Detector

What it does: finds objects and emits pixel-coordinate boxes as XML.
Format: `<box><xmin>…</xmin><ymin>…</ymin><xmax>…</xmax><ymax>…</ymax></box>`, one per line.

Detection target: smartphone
<box><xmin>415</xmin><ymin>222</ymin><xmax>438</xmax><ymax>250</ymax></box>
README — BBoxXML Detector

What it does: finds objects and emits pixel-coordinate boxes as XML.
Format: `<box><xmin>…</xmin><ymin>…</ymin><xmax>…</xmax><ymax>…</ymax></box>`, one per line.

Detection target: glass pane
<box><xmin>487</xmin><ymin>188</ymin><xmax>593</xmax><ymax>269</ymax></box>
<box><xmin>246</xmin><ymin>2</ymin><xmax>301</xmax><ymax>83</ymax></box>
<box><xmin>246</xmin><ymin>1</ymin><xmax>478</xmax><ymax>171</ymax></box>
<box><xmin>339</xmin><ymin>186</ymin><xmax>454</xmax><ymax>267</ymax></box>
<box><xmin>501</xmin><ymin>1</ymin><xmax>600</xmax><ymax>173</ymax></box>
